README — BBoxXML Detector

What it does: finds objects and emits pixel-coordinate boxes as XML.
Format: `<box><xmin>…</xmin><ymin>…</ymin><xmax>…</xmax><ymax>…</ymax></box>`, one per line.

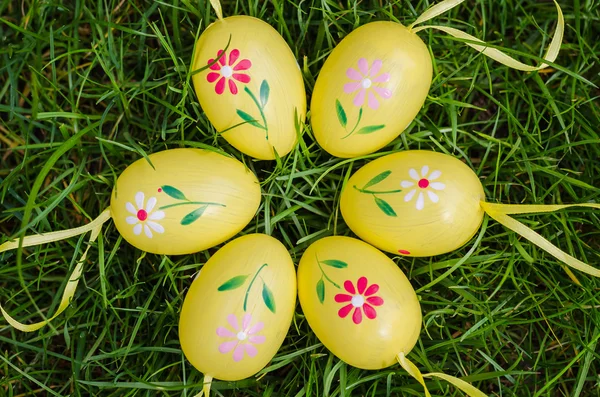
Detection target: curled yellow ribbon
<box><xmin>0</xmin><ymin>209</ymin><xmax>111</xmax><ymax>332</ymax></box>
<box><xmin>209</xmin><ymin>0</ymin><xmax>223</xmax><ymax>21</ymax></box>
<box><xmin>397</xmin><ymin>352</ymin><xmax>487</xmax><ymax>397</ymax></box>
<box><xmin>480</xmin><ymin>202</ymin><xmax>600</xmax><ymax>277</ymax></box>
<box><xmin>410</xmin><ymin>0</ymin><xmax>564</xmax><ymax>72</ymax></box>
<box><xmin>191</xmin><ymin>374</ymin><xmax>213</xmax><ymax>397</ymax></box>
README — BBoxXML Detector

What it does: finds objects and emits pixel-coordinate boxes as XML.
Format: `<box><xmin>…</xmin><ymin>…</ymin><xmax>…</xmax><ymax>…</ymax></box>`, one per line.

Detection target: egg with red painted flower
<box><xmin>192</xmin><ymin>16</ymin><xmax>306</xmax><ymax>160</ymax></box>
<box><xmin>297</xmin><ymin>236</ymin><xmax>421</xmax><ymax>369</ymax></box>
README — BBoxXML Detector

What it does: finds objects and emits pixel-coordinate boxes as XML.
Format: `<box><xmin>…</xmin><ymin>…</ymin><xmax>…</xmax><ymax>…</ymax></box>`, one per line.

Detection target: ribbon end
<box><xmin>209</xmin><ymin>0</ymin><xmax>223</xmax><ymax>21</ymax></box>
<box><xmin>481</xmin><ymin>201</ymin><xmax>600</xmax><ymax>278</ymax></box>
<box><xmin>1</xmin><ymin>209</ymin><xmax>110</xmax><ymax>332</ymax></box>
<box><xmin>397</xmin><ymin>352</ymin><xmax>487</xmax><ymax>397</ymax></box>
<box><xmin>203</xmin><ymin>374</ymin><xmax>213</xmax><ymax>396</ymax></box>
<box><xmin>1</xmin><ymin>304</ymin><xmax>49</xmax><ymax>333</ymax></box>
<box><xmin>396</xmin><ymin>352</ymin><xmax>432</xmax><ymax>397</ymax></box>
<box><xmin>411</xmin><ymin>0</ymin><xmax>564</xmax><ymax>72</ymax></box>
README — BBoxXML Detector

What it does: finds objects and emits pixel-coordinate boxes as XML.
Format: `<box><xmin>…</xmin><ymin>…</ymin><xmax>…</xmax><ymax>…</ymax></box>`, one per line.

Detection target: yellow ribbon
<box><xmin>193</xmin><ymin>375</ymin><xmax>213</xmax><ymax>397</ymax></box>
<box><xmin>409</xmin><ymin>0</ymin><xmax>564</xmax><ymax>72</ymax></box>
<box><xmin>480</xmin><ymin>202</ymin><xmax>600</xmax><ymax>277</ymax></box>
<box><xmin>397</xmin><ymin>352</ymin><xmax>487</xmax><ymax>397</ymax></box>
<box><xmin>209</xmin><ymin>0</ymin><xmax>223</xmax><ymax>21</ymax></box>
<box><xmin>0</xmin><ymin>209</ymin><xmax>111</xmax><ymax>332</ymax></box>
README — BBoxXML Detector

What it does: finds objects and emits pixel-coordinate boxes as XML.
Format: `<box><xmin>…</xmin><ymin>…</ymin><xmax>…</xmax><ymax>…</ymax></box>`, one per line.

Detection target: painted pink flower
<box><xmin>335</xmin><ymin>277</ymin><xmax>384</xmax><ymax>325</ymax></box>
<box><xmin>344</xmin><ymin>58</ymin><xmax>392</xmax><ymax>109</ymax></box>
<box><xmin>206</xmin><ymin>49</ymin><xmax>252</xmax><ymax>95</ymax></box>
<box><xmin>216</xmin><ymin>313</ymin><xmax>265</xmax><ymax>362</ymax></box>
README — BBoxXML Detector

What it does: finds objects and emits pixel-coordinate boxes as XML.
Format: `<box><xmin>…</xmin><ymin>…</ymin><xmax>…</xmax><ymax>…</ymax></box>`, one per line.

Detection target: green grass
<box><xmin>1</xmin><ymin>0</ymin><xmax>599</xmax><ymax>396</ymax></box>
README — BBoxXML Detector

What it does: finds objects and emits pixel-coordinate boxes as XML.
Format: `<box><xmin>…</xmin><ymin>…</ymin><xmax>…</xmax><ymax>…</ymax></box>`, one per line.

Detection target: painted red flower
<box><xmin>335</xmin><ymin>276</ymin><xmax>383</xmax><ymax>325</ymax></box>
<box><xmin>206</xmin><ymin>49</ymin><xmax>252</xmax><ymax>95</ymax></box>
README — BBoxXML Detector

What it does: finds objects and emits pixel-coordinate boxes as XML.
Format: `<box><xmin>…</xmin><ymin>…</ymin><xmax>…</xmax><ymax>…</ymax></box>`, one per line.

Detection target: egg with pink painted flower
<box><xmin>297</xmin><ymin>236</ymin><xmax>421</xmax><ymax>369</ymax></box>
<box><xmin>179</xmin><ymin>233</ymin><xmax>296</xmax><ymax>384</ymax></box>
<box><xmin>192</xmin><ymin>16</ymin><xmax>306</xmax><ymax>160</ymax></box>
<box><xmin>311</xmin><ymin>1</ymin><xmax>564</xmax><ymax>159</ymax></box>
<box><xmin>311</xmin><ymin>22</ymin><xmax>432</xmax><ymax>158</ymax></box>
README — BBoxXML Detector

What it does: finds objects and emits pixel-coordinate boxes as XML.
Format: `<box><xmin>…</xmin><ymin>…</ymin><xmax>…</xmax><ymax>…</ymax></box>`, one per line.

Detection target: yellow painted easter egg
<box><xmin>110</xmin><ymin>148</ymin><xmax>260</xmax><ymax>255</ymax></box>
<box><xmin>341</xmin><ymin>150</ymin><xmax>485</xmax><ymax>257</ymax></box>
<box><xmin>297</xmin><ymin>236</ymin><xmax>421</xmax><ymax>369</ymax></box>
<box><xmin>179</xmin><ymin>233</ymin><xmax>296</xmax><ymax>381</ymax></box>
<box><xmin>311</xmin><ymin>22</ymin><xmax>432</xmax><ymax>158</ymax></box>
<box><xmin>192</xmin><ymin>16</ymin><xmax>307</xmax><ymax>160</ymax></box>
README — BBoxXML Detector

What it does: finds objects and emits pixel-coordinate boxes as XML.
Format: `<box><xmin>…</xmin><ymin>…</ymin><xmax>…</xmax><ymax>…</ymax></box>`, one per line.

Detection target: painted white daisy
<box><xmin>125</xmin><ymin>192</ymin><xmax>165</xmax><ymax>238</ymax></box>
<box><xmin>400</xmin><ymin>166</ymin><xmax>445</xmax><ymax>210</ymax></box>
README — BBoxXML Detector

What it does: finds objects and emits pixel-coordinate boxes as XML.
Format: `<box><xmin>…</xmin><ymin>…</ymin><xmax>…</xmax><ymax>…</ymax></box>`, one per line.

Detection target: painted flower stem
<box><xmin>353</xmin><ymin>186</ymin><xmax>403</xmax><ymax>195</ymax></box>
<box><xmin>159</xmin><ymin>201</ymin><xmax>226</xmax><ymax>210</ymax></box>
<box><xmin>244</xmin><ymin>86</ymin><xmax>269</xmax><ymax>139</ymax></box>
<box><xmin>341</xmin><ymin>107</ymin><xmax>364</xmax><ymax>139</ymax></box>
<box><xmin>316</xmin><ymin>255</ymin><xmax>341</xmax><ymax>289</ymax></box>
<box><xmin>353</xmin><ymin>173</ymin><xmax>400</xmax><ymax>217</ymax></box>
<box><xmin>243</xmin><ymin>263</ymin><xmax>268</xmax><ymax>311</ymax></box>
<box><xmin>219</xmin><ymin>120</ymin><xmax>260</xmax><ymax>135</ymax></box>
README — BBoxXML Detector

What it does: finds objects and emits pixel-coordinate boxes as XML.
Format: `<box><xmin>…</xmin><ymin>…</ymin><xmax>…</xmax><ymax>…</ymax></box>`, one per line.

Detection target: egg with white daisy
<box><xmin>110</xmin><ymin>148</ymin><xmax>261</xmax><ymax>255</ymax></box>
<box><xmin>340</xmin><ymin>150</ymin><xmax>485</xmax><ymax>257</ymax></box>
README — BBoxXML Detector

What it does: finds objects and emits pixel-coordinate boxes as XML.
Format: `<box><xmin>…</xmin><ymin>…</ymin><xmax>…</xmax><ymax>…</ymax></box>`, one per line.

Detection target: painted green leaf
<box><xmin>321</xmin><ymin>259</ymin><xmax>348</xmax><ymax>268</ymax></box>
<box><xmin>293</xmin><ymin>106</ymin><xmax>300</xmax><ymax>133</ymax></box>
<box><xmin>316</xmin><ymin>279</ymin><xmax>325</xmax><ymax>304</ymax></box>
<box><xmin>181</xmin><ymin>205</ymin><xmax>207</xmax><ymax>225</ymax></box>
<box><xmin>374</xmin><ymin>197</ymin><xmax>397</xmax><ymax>217</ymax></box>
<box><xmin>161</xmin><ymin>185</ymin><xmax>187</xmax><ymax>200</ymax></box>
<box><xmin>262</xmin><ymin>283</ymin><xmax>276</xmax><ymax>313</ymax></box>
<box><xmin>363</xmin><ymin>170</ymin><xmax>392</xmax><ymax>189</ymax></box>
<box><xmin>236</xmin><ymin>109</ymin><xmax>263</xmax><ymax>128</ymax></box>
<box><xmin>356</xmin><ymin>124</ymin><xmax>385</xmax><ymax>135</ymax></box>
<box><xmin>217</xmin><ymin>275</ymin><xmax>249</xmax><ymax>291</ymax></box>
<box><xmin>260</xmin><ymin>80</ymin><xmax>270</xmax><ymax>107</ymax></box>
<box><xmin>336</xmin><ymin>99</ymin><xmax>347</xmax><ymax>128</ymax></box>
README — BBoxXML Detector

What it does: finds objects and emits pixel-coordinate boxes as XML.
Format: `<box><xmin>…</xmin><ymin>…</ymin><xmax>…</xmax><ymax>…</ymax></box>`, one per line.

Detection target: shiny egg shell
<box><xmin>110</xmin><ymin>148</ymin><xmax>260</xmax><ymax>255</ymax></box>
<box><xmin>179</xmin><ymin>234</ymin><xmax>296</xmax><ymax>381</ymax></box>
<box><xmin>311</xmin><ymin>22</ymin><xmax>432</xmax><ymax>158</ymax></box>
<box><xmin>341</xmin><ymin>150</ymin><xmax>485</xmax><ymax>257</ymax></box>
<box><xmin>297</xmin><ymin>236</ymin><xmax>421</xmax><ymax>369</ymax></box>
<box><xmin>192</xmin><ymin>16</ymin><xmax>307</xmax><ymax>160</ymax></box>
